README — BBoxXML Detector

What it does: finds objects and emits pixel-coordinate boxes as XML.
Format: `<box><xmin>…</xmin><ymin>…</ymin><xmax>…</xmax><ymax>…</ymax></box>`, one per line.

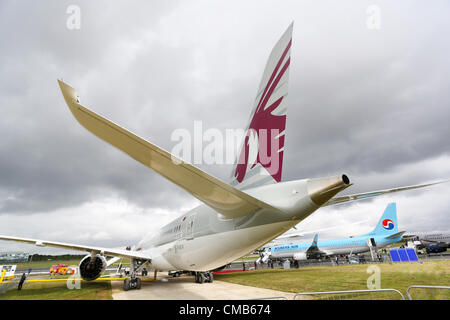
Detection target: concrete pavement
<box><xmin>111</xmin><ymin>272</ymin><xmax>294</xmax><ymax>300</ymax></box>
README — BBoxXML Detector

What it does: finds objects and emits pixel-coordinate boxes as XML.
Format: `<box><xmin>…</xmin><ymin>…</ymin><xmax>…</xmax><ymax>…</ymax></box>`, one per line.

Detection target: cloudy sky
<box><xmin>1</xmin><ymin>0</ymin><xmax>449</xmax><ymax>254</ymax></box>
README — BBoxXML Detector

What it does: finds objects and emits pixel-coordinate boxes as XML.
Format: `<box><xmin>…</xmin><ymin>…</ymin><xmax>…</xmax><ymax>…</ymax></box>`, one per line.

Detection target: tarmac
<box><xmin>111</xmin><ymin>272</ymin><xmax>294</xmax><ymax>300</ymax></box>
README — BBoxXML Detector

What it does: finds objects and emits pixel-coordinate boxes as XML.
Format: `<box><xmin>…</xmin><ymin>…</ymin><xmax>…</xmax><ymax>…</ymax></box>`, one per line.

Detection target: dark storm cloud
<box><xmin>0</xmin><ymin>0</ymin><xmax>263</xmax><ymax>214</ymax></box>
<box><xmin>0</xmin><ymin>0</ymin><xmax>449</xmax><ymax>251</ymax></box>
<box><xmin>0</xmin><ymin>0</ymin><xmax>195</xmax><ymax>213</ymax></box>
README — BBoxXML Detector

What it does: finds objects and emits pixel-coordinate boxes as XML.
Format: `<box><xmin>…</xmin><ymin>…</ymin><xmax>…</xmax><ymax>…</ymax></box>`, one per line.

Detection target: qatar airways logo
<box><xmin>170</xmin><ymin>119</ymin><xmax>284</xmax><ymax>182</ymax></box>
<box><xmin>234</xmin><ymin>101</ymin><xmax>286</xmax><ymax>183</ymax></box>
<box><xmin>381</xmin><ymin>219</ymin><xmax>395</xmax><ymax>230</ymax></box>
<box><xmin>234</xmin><ymin>39</ymin><xmax>291</xmax><ymax>183</ymax></box>
<box><xmin>170</xmin><ymin>38</ymin><xmax>290</xmax><ymax>184</ymax></box>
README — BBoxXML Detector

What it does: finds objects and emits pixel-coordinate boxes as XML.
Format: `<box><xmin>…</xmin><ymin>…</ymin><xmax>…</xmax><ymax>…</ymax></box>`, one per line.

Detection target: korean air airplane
<box><xmin>0</xmin><ymin>24</ymin><xmax>446</xmax><ymax>291</ymax></box>
<box><xmin>263</xmin><ymin>203</ymin><xmax>404</xmax><ymax>262</ymax></box>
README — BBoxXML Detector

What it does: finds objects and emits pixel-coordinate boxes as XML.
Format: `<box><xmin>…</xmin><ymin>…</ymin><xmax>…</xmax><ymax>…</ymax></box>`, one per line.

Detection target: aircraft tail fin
<box><xmin>306</xmin><ymin>234</ymin><xmax>322</xmax><ymax>255</ymax></box>
<box><xmin>364</xmin><ymin>202</ymin><xmax>399</xmax><ymax>237</ymax></box>
<box><xmin>230</xmin><ymin>23</ymin><xmax>293</xmax><ymax>190</ymax></box>
<box><xmin>310</xmin><ymin>234</ymin><xmax>319</xmax><ymax>248</ymax></box>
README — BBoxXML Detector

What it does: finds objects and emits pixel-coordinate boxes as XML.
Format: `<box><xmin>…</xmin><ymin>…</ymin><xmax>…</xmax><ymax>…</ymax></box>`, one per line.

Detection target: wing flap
<box><xmin>58</xmin><ymin>80</ymin><xmax>281</xmax><ymax>219</ymax></box>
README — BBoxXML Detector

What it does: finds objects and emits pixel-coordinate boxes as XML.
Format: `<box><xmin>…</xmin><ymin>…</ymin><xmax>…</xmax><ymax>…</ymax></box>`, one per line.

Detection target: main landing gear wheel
<box><xmin>195</xmin><ymin>272</ymin><xmax>213</xmax><ymax>284</ymax></box>
<box><xmin>194</xmin><ymin>272</ymin><xmax>204</xmax><ymax>283</ymax></box>
<box><xmin>123</xmin><ymin>277</ymin><xmax>141</xmax><ymax>291</ymax></box>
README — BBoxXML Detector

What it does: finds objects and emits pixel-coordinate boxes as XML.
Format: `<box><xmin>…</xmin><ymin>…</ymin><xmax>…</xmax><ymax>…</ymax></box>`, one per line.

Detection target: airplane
<box><xmin>261</xmin><ymin>218</ymin><xmax>370</xmax><ymax>248</ymax></box>
<box><xmin>0</xmin><ymin>23</ymin><xmax>447</xmax><ymax>291</ymax></box>
<box><xmin>404</xmin><ymin>232</ymin><xmax>450</xmax><ymax>251</ymax></box>
<box><xmin>259</xmin><ymin>202</ymin><xmax>404</xmax><ymax>263</ymax></box>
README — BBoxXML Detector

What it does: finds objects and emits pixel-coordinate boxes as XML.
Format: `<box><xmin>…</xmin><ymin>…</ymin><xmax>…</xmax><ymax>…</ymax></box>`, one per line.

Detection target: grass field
<box><xmin>0</xmin><ymin>280</ymin><xmax>112</xmax><ymax>300</ymax></box>
<box><xmin>215</xmin><ymin>261</ymin><xmax>450</xmax><ymax>299</ymax></box>
<box><xmin>1</xmin><ymin>260</ymin><xmax>449</xmax><ymax>300</ymax></box>
<box><xmin>13</xmin><ymin>260</ymin><xmax>81</xmax><ymax>270</ymax></box>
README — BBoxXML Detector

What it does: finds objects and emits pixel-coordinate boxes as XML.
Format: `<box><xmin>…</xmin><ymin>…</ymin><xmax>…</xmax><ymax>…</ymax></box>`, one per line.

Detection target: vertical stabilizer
<box><xmin>310</xmin><ymin>234</ymin><xmax>319</xmax><ymax>249</ymax></box>
<box><xmin>364</xmin><ymin>203</ymin><xmax>399</xmax><ymax>236</ymax></box>
<box><xmin>230</xmin><ymin>23</ymin><xmax>293</xmax><ymax>190</ymax></box>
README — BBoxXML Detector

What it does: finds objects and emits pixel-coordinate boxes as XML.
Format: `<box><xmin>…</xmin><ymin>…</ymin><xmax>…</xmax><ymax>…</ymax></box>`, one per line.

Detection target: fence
<box><xmin>247</xmin><ymin>296</ymin><xmax>289</xmax><ymax>300</ymax></box>
<box><xmin>293</xmin><ymin>289</ymin><xmax>406</xmax><ymax>300</ymax></box>
<box><xmin>406</xmin><ymin>285</ymin><xmax>450</xmax><ymax>300</ymax></box>
<box><xmin>249</xmin><ymin>285</ymin><xmax>450</xmax><ymax>300</ymax></box>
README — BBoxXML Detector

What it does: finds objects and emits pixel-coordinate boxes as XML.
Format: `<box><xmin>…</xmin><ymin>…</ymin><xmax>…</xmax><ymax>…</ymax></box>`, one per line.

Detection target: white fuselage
<box><xmin>420</xmin><ymin>233</ymin><xmax>450</xmax><ymax>247</ymax></box>
<box><xmin>135</xmin><ymin>179</ymin><xmax>325</xmax><ymax>271</ymax></box>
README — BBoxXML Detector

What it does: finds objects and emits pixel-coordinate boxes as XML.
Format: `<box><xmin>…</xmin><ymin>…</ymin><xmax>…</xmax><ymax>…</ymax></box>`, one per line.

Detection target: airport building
<box><xmin>0</xmin><ymin>252</ymin><xmax>30</xmax><ymax>263</ymax></box>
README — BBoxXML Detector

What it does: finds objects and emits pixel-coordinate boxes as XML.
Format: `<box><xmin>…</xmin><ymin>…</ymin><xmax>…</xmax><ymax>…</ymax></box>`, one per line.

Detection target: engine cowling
<box><xmin>293</xmin><ymin>252</ymin><xmax>308</xmax><ymax>261</ymax></box>
<box><xmin>79</xmin><ymin>254</ymin><xmax>107</xmax><ymax>281</ymax></box>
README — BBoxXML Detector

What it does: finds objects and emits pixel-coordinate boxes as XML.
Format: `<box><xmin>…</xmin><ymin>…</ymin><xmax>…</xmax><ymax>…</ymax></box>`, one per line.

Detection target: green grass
<box><xmin>0</xmin><ymin>280</ymin><xmax>112</xmax><ymax>300</ymax></box>
<box><xmin>235</xmin><ymin>255</ymin><xmax>259</xmax><ymax>262</ymax></box>
<box><xmin>15</xmin><ymin>260</ymin><xmax>82</xmax><ymax>270</ymax></box>
<box><xmin>215</xmin><ymin>261</ymin><xmax>450</xmax><ymax>299</ymax></box>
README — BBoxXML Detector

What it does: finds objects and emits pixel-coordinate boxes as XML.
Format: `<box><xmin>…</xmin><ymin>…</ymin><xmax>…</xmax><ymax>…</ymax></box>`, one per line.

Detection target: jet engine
<box><xmin>79</xmin><ymin>254</ymin><xmax>107</xmax><ymax>281</ymax></box>
<box><xmin>293</xmin><ymin>252</ymin><xmax>308</xmax><ymax>261</ymax></box>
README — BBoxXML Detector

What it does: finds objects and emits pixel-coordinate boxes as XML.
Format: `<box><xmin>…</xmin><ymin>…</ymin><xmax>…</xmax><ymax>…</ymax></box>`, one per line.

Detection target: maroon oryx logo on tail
<box><xmin>234</xmin><ymin>39</ymin><xmax>291</xmax><ymax>183</ymax></box>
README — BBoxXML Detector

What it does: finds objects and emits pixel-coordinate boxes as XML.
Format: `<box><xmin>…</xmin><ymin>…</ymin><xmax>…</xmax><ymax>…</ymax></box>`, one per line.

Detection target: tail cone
<box><xmin>307</xmin><ymin>175</ymin><xmax>351</xmax><ymax>206</ymax></box>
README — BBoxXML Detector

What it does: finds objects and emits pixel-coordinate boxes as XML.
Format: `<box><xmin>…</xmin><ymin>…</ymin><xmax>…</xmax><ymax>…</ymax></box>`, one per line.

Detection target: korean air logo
<box><xmin>382</xmin><ymin>219</ymin><xmax>394</xmax><ymax>230</ymax></box>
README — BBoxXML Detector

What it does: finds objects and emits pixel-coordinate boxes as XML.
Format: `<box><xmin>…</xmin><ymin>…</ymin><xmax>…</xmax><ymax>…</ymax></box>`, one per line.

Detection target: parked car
<box><xmin>426</xmin><ymin>245</ymin><xmax>446</xmax><ymax>254</ymax></box>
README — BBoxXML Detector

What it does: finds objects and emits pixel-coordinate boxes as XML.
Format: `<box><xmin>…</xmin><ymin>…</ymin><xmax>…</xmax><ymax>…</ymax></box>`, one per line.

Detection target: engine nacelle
<box><xmin>293</xmin><ymin>252</ymin><xmax>308</xmax><ymax>261</ymax></box>
<box><xmin>79</xmin><ymin>254</ymin><xmax>107</xmax><ymax>281</ymax></box>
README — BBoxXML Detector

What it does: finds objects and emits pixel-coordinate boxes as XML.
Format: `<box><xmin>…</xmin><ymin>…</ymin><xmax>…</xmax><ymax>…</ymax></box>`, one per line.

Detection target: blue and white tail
<box><xmin>363</xmin><ymin>203</ymin><xmax>399</xmax><ymax>237</ymax></box>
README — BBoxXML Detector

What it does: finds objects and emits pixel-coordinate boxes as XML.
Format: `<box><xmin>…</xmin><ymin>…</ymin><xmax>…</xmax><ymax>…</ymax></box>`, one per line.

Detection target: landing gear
<box><xmin>122</xmin><ymin>258</ymin><xmax>149</xmax><ymax>291</ymax></box>
<box><xmin>194</xmin><ymin>272</ymin><xmax>213</xmax><ymax>284</ymax></box>
<box><xmin>195</xmin><ymin>272</ymin><xmax>204</xmax><ymax>283</ymax></box>
<box><xmin>123</xmin><ymin>277</ymin><xmax>141</xmax><ymax>291</ymax></box>
<box><xmin>169</xmin><ymin>271</ymin><xmax>182</xmax><ymax>277</ymax></box>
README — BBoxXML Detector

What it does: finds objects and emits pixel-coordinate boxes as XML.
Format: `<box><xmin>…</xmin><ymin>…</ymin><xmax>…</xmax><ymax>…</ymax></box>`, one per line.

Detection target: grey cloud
<box><xmin>0</xmin><ymin>0</ymin><xmax>449</xmax><ymax>251</ymax></box>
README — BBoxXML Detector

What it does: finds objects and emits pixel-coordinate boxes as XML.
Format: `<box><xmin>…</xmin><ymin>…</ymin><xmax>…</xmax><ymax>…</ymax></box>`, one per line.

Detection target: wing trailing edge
<box><xmin>58</xmin><ymin>80</ymin><xmax>281</xmax><ymax>219</ymax></box>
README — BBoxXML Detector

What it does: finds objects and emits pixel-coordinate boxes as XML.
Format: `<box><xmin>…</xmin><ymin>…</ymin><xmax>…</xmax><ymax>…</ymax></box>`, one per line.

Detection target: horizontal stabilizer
<box><xmin>386</xmin><ymin>231</ymin><xmax>405</xmax><ymax>239</ymax></box>
<box><xmin>323</xmin><ymin>180</ymin><xmax>449</xmax><ymax>207</ymax></box>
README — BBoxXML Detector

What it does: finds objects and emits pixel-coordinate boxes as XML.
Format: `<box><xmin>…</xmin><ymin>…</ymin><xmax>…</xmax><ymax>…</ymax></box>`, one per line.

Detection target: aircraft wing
<box><xmin>58</xmin><ymin>80</ymin><xmax>282</xmax><ymax>219</ymax></box>
<box><xmin>323</xmin><ymin>180</ymin><xmax>448</xmax><ymax>207</ymax></box>
<box><xmin>0</xmin><ymin>235</ymin><xmax>151</xmax><ymax>261</ymax></box>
